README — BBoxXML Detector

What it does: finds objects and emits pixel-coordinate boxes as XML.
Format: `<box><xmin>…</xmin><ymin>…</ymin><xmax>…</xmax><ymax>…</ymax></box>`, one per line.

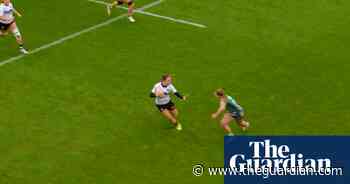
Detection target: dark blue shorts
<box><xmin>230</xmin><ymin>111</ymin><xmax>244</xmax><ymax>121</ymax></box>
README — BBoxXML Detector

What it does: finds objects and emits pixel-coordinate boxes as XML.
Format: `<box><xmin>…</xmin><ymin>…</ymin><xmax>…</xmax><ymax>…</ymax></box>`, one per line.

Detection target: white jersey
<box><xmin>151</xmin><ymin>82</ymin><xmax>178</xmax><ymax>105</ymax></box>
<box><xmin>0</xmin><ymin>3</ymin><xmax>14</xmax><ymax>24</ymax></box>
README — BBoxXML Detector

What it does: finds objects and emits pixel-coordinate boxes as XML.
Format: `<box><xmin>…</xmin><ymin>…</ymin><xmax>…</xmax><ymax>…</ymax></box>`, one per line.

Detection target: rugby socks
<box><xmin>19</xmin><ymin>44</ymin><xmax>29</xmax><ymax>54</ymax></box>
<box><xmin>175</xmin><ymin>122</ymin><xmax>182</xmax><ymax>131</ymax></box>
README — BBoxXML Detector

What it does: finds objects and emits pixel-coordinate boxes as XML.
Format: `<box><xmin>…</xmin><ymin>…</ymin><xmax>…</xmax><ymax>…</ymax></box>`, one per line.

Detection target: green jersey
<box><xmin>226</xmin><ymin>96</ymin><xmax>243</xmax><ymax>113</ymax></box>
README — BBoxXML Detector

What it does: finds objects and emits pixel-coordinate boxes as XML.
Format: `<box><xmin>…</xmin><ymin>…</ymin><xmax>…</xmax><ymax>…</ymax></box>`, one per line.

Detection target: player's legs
<box><xmin>233</xmin><ymin>112</ymin><xmax>250</xmax><ymax>131</ymax></box>
<box><xmin>9</xmin><ymin>22</ymin><xmax>28</xmax><ymax>54</ymax></box>
<box><xmin>169</xmin><ymin>108</ymin><xmax>182</xmax><ymax>130</ymax></box>
<box><xmin>161</xmin><ymin>109</ymin><xmax>176</xmax><ymax>125</ymax></box>
<box><xmin>170</xmin><ymin>108</ymin><xmax>178</xmax><ymax>117</ymax></box>
<box><xmin>167</xmin><ymin>102</ymin><xmax>182</xmax><ymax>130</ymax></box>
<box><xmin>237</xmin><ymin>118</ymin><xmax>250</xmax><ymax>131</ymax></box>
<box><xmin>126</xmin><ymin>1</ymin><xmax>134</xmax><ymax>16</ymax></box>
<box><xmin>161</xmin><ymin>109</ymin><xmax>179</xmax><ymax>126</ymax></box>
<box><xmin>125</xmin><ymin>0</ymin><xmax>135</xmax><ymax>22</ymax></box>
<box><xmin>157</xmin><ymin>102</ymin><xmax>182</xmax><ymax>131</ymax></box>
<box><xmin>107</xmin><ymin>0</ymin><xmax>123</xmax><ymax>16</ymax></box>
<box><xmin>221</xmin><ymin>113</ymin><xmax>234</xmax><ymax>136</ymax></box>
<box><xmin>9</xmin><ymin>23</ymin><xmax>22</xmax><ymax>44</ymax></box>
<box><xmin>109</xmin><ymin>0</ymin><xmax>135</xmax><ymax>22</ymax></box>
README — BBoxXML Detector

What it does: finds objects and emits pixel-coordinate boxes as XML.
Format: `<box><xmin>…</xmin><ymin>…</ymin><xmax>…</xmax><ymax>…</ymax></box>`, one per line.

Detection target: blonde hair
<box><xmin>215</xmin><ymin>88</ymin><xmax>225</xmax><ymax>97</ymax></box>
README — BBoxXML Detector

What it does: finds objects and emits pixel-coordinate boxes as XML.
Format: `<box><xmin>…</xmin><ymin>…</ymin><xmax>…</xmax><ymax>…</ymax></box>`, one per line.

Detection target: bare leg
<box><xmin>236</xmin><ymin>117</ymin><xmax>250</xmax><ymax>131</ymax></box>
<box><xmin>9</xmin><ymin>23</ymin><xmax>28</xmax><ymax>54</ymax></box>
<box><xmin>126</xmin><ymin>1</ymin><xmax>135</xmax><ymax>22</ymax></box>
<box><xmin>170</xmin><ymin>108</ymin><xmax>178</xmax><ymax>118</ymax></box>
<box><xmin>127</xmin><ymin>2</ymin><xmax>134</xmax><ymax>17</ymax></box>
<box><xmin>161</xmin><ymin>109</ymin><xmax>177</xmax><ymax>126</ymax></box>
<box><xmin>221</xmin><ymin>113</ymin><xmax>234</xmax><ymax>135</ymax></box>
<box><xmin>9</xmin><ymin>22</ymin><xmax>23</xmax><ymax>45</ymax></box>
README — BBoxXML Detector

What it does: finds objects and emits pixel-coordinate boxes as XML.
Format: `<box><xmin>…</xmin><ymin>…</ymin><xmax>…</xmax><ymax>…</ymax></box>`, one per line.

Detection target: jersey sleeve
<box><xmin>151</xmin><ymin>85</ymin><xmax>157</xmax><ymax>93</ymax></box>
<box><xmin>169</xmin><ymin>84</ymin><xmax>177</xmax><ymax>93</ymax></box>
<box><xmin>151</xmin><ymin>83</ymin><xmax>161</xmax><ymax>94</ymax></box>
<box><xmin>0</xmin><ymin>6</ymin><xmax>4</xmax><ymax>16</ymax></box>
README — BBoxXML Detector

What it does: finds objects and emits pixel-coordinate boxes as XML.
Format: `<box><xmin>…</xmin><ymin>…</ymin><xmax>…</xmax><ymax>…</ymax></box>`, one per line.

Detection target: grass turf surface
<box><xmin>0</xmin><ymin>0</ymin><xmax>350</xmax><ymax>183</ymax></box>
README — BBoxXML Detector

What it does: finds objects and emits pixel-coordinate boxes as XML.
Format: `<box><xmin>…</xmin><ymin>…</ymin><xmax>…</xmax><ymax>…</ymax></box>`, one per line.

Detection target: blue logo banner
<box><xmin>224</xmin><ymin>136</ymin><xmax>349</xmax><ymax>184</ymax></box>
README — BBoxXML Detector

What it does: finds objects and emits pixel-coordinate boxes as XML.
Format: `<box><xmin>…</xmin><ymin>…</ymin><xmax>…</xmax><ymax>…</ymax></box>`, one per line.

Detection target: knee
<box><xmin>220</xmin><ymin>120</ymin><xmax>228</xmax><ymax>128</ymax></box>
<box><xmin>172</xmin><ymin>111</ymin><xmax>178</xmax><ymax>117</ymax></box>
<box><xmin>170</xmin><ymin>117</ymin><xmax>177</xmax><ymax>124</ymax></box>
<box><xmin>11</xmin><ymin>27</ymin><xmax>21</xmax><ymax>38</ymax></box>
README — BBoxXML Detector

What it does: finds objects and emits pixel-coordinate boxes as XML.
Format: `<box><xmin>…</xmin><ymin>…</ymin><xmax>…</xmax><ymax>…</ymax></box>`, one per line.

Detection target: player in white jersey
<box><xmin>150</xmin><ymin>74</ymin><xmax>187</xmax><ymax>131</ymax></box>
<box><xmin>107</xmin><ymin>0</ymin><xmax>135</xmax><ymax>22</ymax></box>
<box><xmin>0</xmin><ymin>0</ymin><xmax>28</xmax><ymax>54</ymax></box>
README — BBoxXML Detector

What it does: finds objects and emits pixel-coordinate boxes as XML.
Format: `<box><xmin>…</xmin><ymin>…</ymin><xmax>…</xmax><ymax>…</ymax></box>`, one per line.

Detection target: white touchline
<box><xmin>0</xmin><ymin>0</ymin><xmax>163</xmax><ymax>67</ymax></box>
<box><xmin>134</xmin><ymin>10</ymin><xmax>207</xmax><ymax>28</ymax></box>
<box><xmin>88</xmin><ymin>0</ymin><xmax>207</xmax><ymax>28</ymax></box>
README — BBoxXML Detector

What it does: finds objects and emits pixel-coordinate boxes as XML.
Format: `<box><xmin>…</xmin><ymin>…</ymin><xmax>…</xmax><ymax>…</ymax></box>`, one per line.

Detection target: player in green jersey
<box><xmin>212</xmin><ymin>88</ymin><xmax>250</xmax><ymax>136</ymax></box>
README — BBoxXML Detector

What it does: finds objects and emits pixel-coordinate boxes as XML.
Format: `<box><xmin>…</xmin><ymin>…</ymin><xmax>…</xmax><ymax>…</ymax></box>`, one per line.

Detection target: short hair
<box><xmin>161</xmin><ymin>74</ymin><xmax>171</xmax><ymax>81</ymax></box>
<box><xmin>215</xmin><ymin>88</ymin><xmax>225</xmax><ymax>97</ymax></box>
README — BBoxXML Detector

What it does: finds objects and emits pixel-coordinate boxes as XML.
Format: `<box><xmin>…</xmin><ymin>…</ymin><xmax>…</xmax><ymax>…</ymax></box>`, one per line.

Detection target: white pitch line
<box><xmin>0</xmin><ymin>0</ymin><xmax>163</xmax><ymax>67</ymax></box>
<box><xmin>134</xmin><ymin>10</ymin><xmax>207</xmax><ymax>28</ymax></box>
<box><xmin>88</xmin><ymin>0</ymin><xmax>207</xmax><ymax>28</ymax></box>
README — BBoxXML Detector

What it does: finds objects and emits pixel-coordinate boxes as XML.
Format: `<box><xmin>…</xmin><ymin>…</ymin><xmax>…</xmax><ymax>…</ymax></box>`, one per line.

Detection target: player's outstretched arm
<box><xmin>174</xmin><ymin>92</ymin><xmax>186</xmax><ymax>101</ymax></box>
<box><xmin>212</xmin><ymin>100</ymin><xmax>226</xmax><ymax>119</ymax></box>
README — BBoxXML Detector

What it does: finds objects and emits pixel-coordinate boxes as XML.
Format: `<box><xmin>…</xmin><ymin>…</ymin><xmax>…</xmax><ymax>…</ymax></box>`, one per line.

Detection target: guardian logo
<box><xmin>230</xmin><ymin>139</ymin><xmax>331</xmax><ymax>171</ymax></box>
<box><xmin>224</xmin><ymin>136</ymin><xmax>348</xmax><ymax>184</ymax></box>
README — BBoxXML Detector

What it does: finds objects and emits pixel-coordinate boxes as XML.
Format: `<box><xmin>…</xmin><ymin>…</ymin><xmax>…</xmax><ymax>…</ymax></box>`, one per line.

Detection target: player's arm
<box><xmin>149</xmin><ymin>91</ymin><xmax>164</xmax><ymax>97</ymax></box>
<box><xmin>212</xmin><ymin>99</ymin><xmax>226</xmax><ymax>119</ymax></box>
<box><xmin>171</xmin><ymin>85</ymin><xmax>186</xmax><ymax>100</ymax></box>
<box><xmin>150</xmin><ymin>86</ymin><xmax>165</xmax><ymax>98</ymax></box>
<box><xmin>174</xmin><ymin>92</ymin><xmax>186</xmax><ymax>100</ymax></box>
<box><xmin>0</xmin><ymin>15</ymin><xmax>6</xmax><ymax>21</ymax></box>
<box><xmin>0</xmin><ymin>7</ymin><xmax>6</xmax><ymax>21</ymax></box>
<box><xmin>149</xmin><ymin>92</ymin><xmax>156</xmax><ymax>98</ymax></box>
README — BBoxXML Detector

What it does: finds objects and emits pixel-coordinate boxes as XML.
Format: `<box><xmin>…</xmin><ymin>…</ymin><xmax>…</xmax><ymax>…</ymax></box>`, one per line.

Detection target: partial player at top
<box><xmin>107</xmin><ymin>0</ymin><xmax>135</xmax><ymax>23</ymax></box>
<box><xmin>0</xmin><ymin>0</ymin><xmax>28</xmax><ymax>54</ymax></box>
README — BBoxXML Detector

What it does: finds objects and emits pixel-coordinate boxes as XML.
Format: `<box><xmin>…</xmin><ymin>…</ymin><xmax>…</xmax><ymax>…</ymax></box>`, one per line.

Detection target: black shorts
<box><xmin>230</xmin><ymin>111</ymin><xmax>244</xmax><ymax>121</ymax></box>
<box><xmin>156</xmin><ymin>101</ymin><xmax>176</xmax><ymax>112</ymax></box>
<box><xmin>118</xmin><ymin>0</ymin><xmax>134</xmax><ymax>5</ymax></box>
<box><xmin>0</xmin><ymin>21</ymin><xmax>14</xmax><ymax>31</ymax></box>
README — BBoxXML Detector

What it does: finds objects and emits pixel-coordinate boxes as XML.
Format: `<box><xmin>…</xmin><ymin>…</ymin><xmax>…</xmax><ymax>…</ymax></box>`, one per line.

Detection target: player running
<box><xmin>107</xmin><ymin>0</ymin><xmax>136</xmax><ymax>23</ymax></box>
<box><xmin>150</xmin><ymin>74</ymin><xmax>186</xmax><ymax>131</ymax></box>
<box><xmin>211</xmin><ymin>88</ymin><xmax>250</xmax><ymax>136</ymax></box>
<box><xmin>0</xmin><ymin>0</ymin><xmax>28</xmax><ymax>54</ymax></box>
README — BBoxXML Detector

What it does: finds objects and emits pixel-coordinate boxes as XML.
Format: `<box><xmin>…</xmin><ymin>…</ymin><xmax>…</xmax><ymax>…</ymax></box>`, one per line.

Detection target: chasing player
<box><xmin>211</xmin><ymin>88</ymin><xmax>250</xmax><ymax>136</ymax></box>
<box><xmin>107</xmin><ymin>0</ymin><xmax>135</xmax><ymax>22</ymax></box>
<box><xmin>150</xmin><ymin>74</ymin><xmax>187</xmax><ymax>131</ymax></box>
<box><xmin>0</xmin><ymin>0</ymin><xmax>28</xmax><ymax>54</ymax></box>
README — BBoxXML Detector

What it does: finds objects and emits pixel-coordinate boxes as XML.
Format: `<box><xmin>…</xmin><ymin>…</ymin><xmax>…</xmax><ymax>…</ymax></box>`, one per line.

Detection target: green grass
<box><xmin>0</xmin><ymin>0</ymin><xmax>349</xmax><ymax>183</ymax></box>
